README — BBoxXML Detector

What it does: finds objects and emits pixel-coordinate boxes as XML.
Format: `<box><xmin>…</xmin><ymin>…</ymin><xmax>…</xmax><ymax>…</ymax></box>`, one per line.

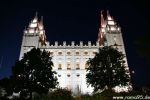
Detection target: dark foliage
<box><xmin>12</xmin><ymin>48</ymin><xmax>58</xmax><ymax>99</ymax></box>
<box><xmin>47</xmin><ymin>88</ymin><xmax>74</xmax><ymax>100</ymax></box>
<box><xmin>0</xmin><ymin>77</ymin><xmax>14</xmax><ymax>97</ymax></box>
<box><xmin>86</xmin><ymin>46</ymin><xmax>130</xmax><ymax>92</ymax></box>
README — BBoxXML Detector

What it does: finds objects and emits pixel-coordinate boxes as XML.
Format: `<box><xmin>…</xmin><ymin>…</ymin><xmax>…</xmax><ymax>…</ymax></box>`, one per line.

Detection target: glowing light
<box><xmin>102</xmin><ymin>24</ymin><xmax>105</xmax><ymax>27</ymax></box>
<box><xmin>29</xmin><ymin>23</ymin><xmax>37</xmax><ymax>28</ymax></box>
<box><xmin>32</xmin><ymin>18</ymin><xmax>38</xmax><ymax>23</ymax></box>
<box><xmin>107</xmin><ymin>16</ymin><xmax>112</xmax><ymax>20</ymax></box>
<box><xmin>28</xmin><ymin>29</ymin><xmax>35</xmax><ymax>33</ymax></box>
<box><xmin>132</xmin><ymin>70</ymin><xmax>135</xmax><ymax>74</ymax></box>
<box><xmin>110</xmin><ymin>27</ymin><xmax>116</xmax><ymax>31</ymax></box>
<box><xmin>101</xmin><ymin>28</ymin><xmax>105</xmax><ymax>32</ymax></box>
<box><xmin>113</xmin><ymin>85</ymin><xmax>132</xmax><ymax>93</ymax></box>
<box><xmin>39</xmin><ymin>25</ymin><xmax>43</xmax><ymax>30</ymax></box>
<box><xmin>108</xmin><ymin>21</ymin><xmax>115</xmax><ymax>25</ymax></box>
<box><xmin>39</xmin><ymin>31</ymin><xmax>44</xmax><ymax>35</ymax></box>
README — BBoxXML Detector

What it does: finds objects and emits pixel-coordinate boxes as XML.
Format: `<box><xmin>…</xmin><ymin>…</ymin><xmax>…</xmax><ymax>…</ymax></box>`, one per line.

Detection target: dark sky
<box><xmin>0</xmin><ymin>0</ymin><xmax>150</xmax><ymax>87</ymax></box>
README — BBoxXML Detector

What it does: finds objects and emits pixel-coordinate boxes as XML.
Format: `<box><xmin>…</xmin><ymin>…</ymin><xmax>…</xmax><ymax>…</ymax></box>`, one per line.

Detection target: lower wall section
<box><xmin>54</xmin><ymin>70</ymin><xmax>94</xmax><ymax>95</ymax></box>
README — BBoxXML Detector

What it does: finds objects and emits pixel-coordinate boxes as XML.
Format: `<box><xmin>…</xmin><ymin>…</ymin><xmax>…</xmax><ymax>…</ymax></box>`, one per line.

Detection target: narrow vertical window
<box><xmin>58</xmin><ymin>64</ymin><xmax>62</xmax><ymax>70</ymax></box>
<box><xmin>67</xmin><ymin>64</ymin><xmax>71</xmax><ymax>70</ymax></box>
<box><xmin>58</xmin><ymin>52</ymin><xmax>62</xmax><ymax>55</ymax></box>
<box><xmin>85</xmin><ymin>63</ymin><xmax>88</xmax><ymax>69</ymax></box>
<box><xmin>76</xmin><ymin>64</ymin><xmax>80</xmax><ymax>70</ymax></box>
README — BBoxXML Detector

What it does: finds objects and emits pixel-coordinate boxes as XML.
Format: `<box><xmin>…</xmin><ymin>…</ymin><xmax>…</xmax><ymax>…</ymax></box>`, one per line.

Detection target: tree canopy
<box><xmin>12</xmin><ymin>48</ymin><xmax>58</xmax><ymax>98</ymax></box>
<box><xmin>86</xmin><ymin>46</ymin><xmax>130</xmax><ymax>92</ymax></box>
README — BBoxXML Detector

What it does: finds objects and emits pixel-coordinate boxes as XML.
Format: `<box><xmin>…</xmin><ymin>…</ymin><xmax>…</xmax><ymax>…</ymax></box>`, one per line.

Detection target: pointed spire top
<box><xmin>97</xmin><ymin>10</ymin><xmax>106</xmax><ymax>46</ymax></box>
<box><xmin>40</xmin><ymin>16</ymin><xmax>43</xmax><ymax>24</ymax></box>
<box><xmin>107</xmin><ymin>10</ymin><xmax>112</xmax><ymax>20</ymax></box>
<box><xmin>101</xmin><ymin>10</ymin><xmax>103</xmax><ymax>15</ymax></box>
<box><xmin>100</xmin><ymin>10</ymin><xmax>105</xmax><ymax>28</ymax></box>
<box><xmin>32</xmin><ymin>12</ymin><xmax>38</xmax><ymax>23</ymax></box>
<box><xmin>107</xmin><ymin>10</ymin><xmax>110</xmax><ymax>16</ymax></box>
<box><xmin>38</xmin><ymin>16</ymin><xmax>44</xmax><ymax>30</ymax></box>
<box><xmin>35</xmin><ymin>11</ymin><xmax>38</xmax><ymax>18</ymax></box>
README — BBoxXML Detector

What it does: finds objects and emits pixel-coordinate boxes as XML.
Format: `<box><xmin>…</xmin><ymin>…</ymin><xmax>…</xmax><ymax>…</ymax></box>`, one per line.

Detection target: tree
<box><xmin>12</xmin><ymin>48</ymin><xmax>58</xmax><ymax>99</ymax></box>
<box><xmin>86</xmin><ymin>46</ymin><xmax>130</xmax><ymax>92</ymax></box>
<box><xmin>0</xmin><ymin>77</ymin><xmax>14</xmax><ymax>97</ymax></box>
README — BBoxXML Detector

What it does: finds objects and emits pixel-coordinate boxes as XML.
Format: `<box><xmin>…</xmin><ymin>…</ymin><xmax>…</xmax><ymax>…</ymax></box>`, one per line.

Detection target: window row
<box><xmin>58</xmin><ymin>74</ymin><xmax>80</xmax><ymax>77</ymax></box>
<box><xmin>58</xmin><ymin>63</ymin><xmax>88</xmax><ymax>70</ymax></box>
<box><xmin>50</xmin><ymin>51</ymin><xmax>97</xmax><ymax>56</ymax></box>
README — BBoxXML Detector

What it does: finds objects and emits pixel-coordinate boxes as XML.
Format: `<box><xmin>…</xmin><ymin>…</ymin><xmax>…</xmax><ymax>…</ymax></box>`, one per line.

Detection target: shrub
<box><xmin>47</xmin><ymin>88</ymin><xmax>74</xmax><ymax>100</ymax></box>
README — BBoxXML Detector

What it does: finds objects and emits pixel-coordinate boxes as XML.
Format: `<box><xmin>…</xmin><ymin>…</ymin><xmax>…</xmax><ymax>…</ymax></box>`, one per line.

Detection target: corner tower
<box><xmin>98</xmin><ymin>10</ymin><xmax>128</xmax><ymax>63</ymax></box>
<box><xmin>98</xmin><ymin>10</ymin><xmax>131</xmax><ymax>92</ymax></box>
<box><xmin>19</xmin><ymin>13</ymin><xmax>46</xmax><ymax>59</ymax></box>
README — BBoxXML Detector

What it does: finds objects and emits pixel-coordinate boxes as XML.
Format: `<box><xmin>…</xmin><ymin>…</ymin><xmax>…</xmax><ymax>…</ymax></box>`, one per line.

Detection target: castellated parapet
<box><xmin>39</xmin><ymin>41</ymin><xmax>101</xmax><ymax>49</ymax></box>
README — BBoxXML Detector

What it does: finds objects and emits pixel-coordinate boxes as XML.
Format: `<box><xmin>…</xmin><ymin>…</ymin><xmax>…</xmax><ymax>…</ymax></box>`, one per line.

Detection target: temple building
<box><xmin>19</xmin><ymin>11</ymin><xmax>130</xmax><ymax>94</ymax></box>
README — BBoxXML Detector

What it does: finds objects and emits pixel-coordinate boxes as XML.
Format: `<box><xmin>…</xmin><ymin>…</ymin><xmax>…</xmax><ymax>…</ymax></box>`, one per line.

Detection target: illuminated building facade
<box><xmin>19</xmin><ymin>11</ymin><xmax>130</xmax><ymax>94</ymax></box>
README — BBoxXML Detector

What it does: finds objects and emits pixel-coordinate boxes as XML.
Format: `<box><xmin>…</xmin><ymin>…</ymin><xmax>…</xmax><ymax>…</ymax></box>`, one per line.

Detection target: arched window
<box><xmin>58</xmin><ymin>52</ymin><xmax>62</xmax><ymax>55</ymax></box>
<box><xmin>76</xmin><ymin>64</ymin><xmax>80</xmax><ymax>70</ymax></box>
<box><xmin>67</xmin><ymin>64</ymin><xmax>71</xmax><ymax>70</ymax></box>
<box><xmin>58</xmin><ymin>63</ymin><xmax>62</xmax><ymax>70</ymax></box>
<box><xmin>50</xmin><ymin>52</ymin><xmax>54</xmax><ymax>56</ymax></box>
<box><xmin>93</xmin><ymin>52</ymin><xmax>96</xmax><ymax>55</ymax></box>
<box><xmin>67</xmin><ymin>52</ymin><xmax>71</xmax><ymax>55</ymax></box>
<box><xmin>85</xmin><ymin>63</ymin><xmax>88</xmax><ymax>69</ymax></box>
<box><xmin>84</xmin><ymin>51</ymin><xmax>88</xmax><ymax>55</ymax></box>
<box><xmin>76</xmin><ymin>52</ymin><xmax>79</xmax><ymax>55</ymax></box>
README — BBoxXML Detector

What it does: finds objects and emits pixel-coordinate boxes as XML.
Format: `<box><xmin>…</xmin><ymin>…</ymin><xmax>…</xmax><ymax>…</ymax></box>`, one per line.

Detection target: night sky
<box><xmin>0</xmin><ymin>0</ymin><xmax>150</xmax><ymax>87</ymax></box>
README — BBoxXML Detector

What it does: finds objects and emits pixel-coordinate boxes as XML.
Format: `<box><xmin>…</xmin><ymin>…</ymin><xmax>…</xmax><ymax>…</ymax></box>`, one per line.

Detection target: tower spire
<box><xmin>101</xmin><ymin>10</ymin><xmax>105</xmax><ymax>28</ymax></box>
<box><xmin>40</xmin><ymin>16</ymin><xmax>43</xmax><ymax>24</ymax></box>
<box><xmin>107</xmin><ymin>10</ymin><xmax>112</xmax><ymax>20</ymax></box>
<box><xmin>38</xmin><ymin>16</ymin><xmax>47</xmax><ymax>46</ymax></box>
<box><xmin>39</xmin><ymin>16</ymin><xmax>44</xmax><ymax>30</ymax></box>
<box><xmin>35</xmin><ymin>11</ymin><xmax>38</xmax><ymax>19</ymax></box>
<box><xmin>97</xmin><ymin>10</ymin><xmax>106</xmax><ymax>46</ymax></box>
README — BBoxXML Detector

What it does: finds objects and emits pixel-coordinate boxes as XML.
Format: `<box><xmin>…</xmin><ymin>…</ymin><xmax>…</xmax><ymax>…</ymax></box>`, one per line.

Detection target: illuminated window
<box><xmin>28</xmin><ymin>29</ymin><xmax>35</xmax><ymax>33</ymax></box>
<box><xmin>50</xmin><ymin>52</ymin><xmax>54</xmax><ymax>56</ymax></box>
<box><xmin>76</xmin><ymin>64</ymin><xmax>80</xmax><ymax>70</ymax></box>
<box><xmin>58</xmin><ymin>52</ymin><xmax>62</xmax><ymax>55</ymax></box>
<box><xmin>58</xmin><ymin>64</ymin><xmax>62</xmax><ymax>70</ymax></box>
<box><xmin>93</xmin><ymin>52</ymin><xmax>96</xmax><ymax>55</ymax></box>
<box><xmin>84</xmin><ymin>51</ymin><xmax>88</xmax><ymax>55</ymax></box>
<box><xmin>85</xmin><ymin>64</ymin><xmax>88</xmax><ymax>69</ymax></box>
<box><xmin>101</xmin><ymin>28</ymin><xmax>105</xmax><ymax>32</ymax></box>
<box><xmin>67</xmin><ymin>64</ymin><xmax>71</xmax><ymax>70</ymax></box>
<box><xmin>29</xmin><ymin>23</ymin><xmax>37</xmax><ymax>28</ymax></box>
<box><xmin>76</xmin><ymin>52</ymin><xmax>79</xmax><ymax>55</ymax></box>
<box><xmin>110</xmin><ymin>27</ymin><xmax>116</xmax><ymax>31</ymax></box>
<box><xmin>67</xmin><ymin>52</ymin><xmax>71</xmax><ymax>55</ymax></box>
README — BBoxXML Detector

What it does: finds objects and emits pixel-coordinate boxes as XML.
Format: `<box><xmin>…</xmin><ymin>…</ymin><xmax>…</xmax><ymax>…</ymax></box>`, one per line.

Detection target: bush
<box><xmin>47</xmin><ymin>88</ymin><xmax>74</xmax><ymax>100</ymax></box>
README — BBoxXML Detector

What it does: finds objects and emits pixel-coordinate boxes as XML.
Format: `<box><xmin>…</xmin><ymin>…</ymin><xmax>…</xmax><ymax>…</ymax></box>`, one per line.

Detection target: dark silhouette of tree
<box><xmin>12</xmin><ymin>48</ymin><xmax>58</xmax><ymax>99</ymax></box>
<box><xmin>0</xmin><ymin>77</ymin><xmax>14</xmax><ymax>97</ymax></box>
<box><xmin>86</xmin><ymin>46</ymin><xmax>130</xmax><ymax>92</ymax></box>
